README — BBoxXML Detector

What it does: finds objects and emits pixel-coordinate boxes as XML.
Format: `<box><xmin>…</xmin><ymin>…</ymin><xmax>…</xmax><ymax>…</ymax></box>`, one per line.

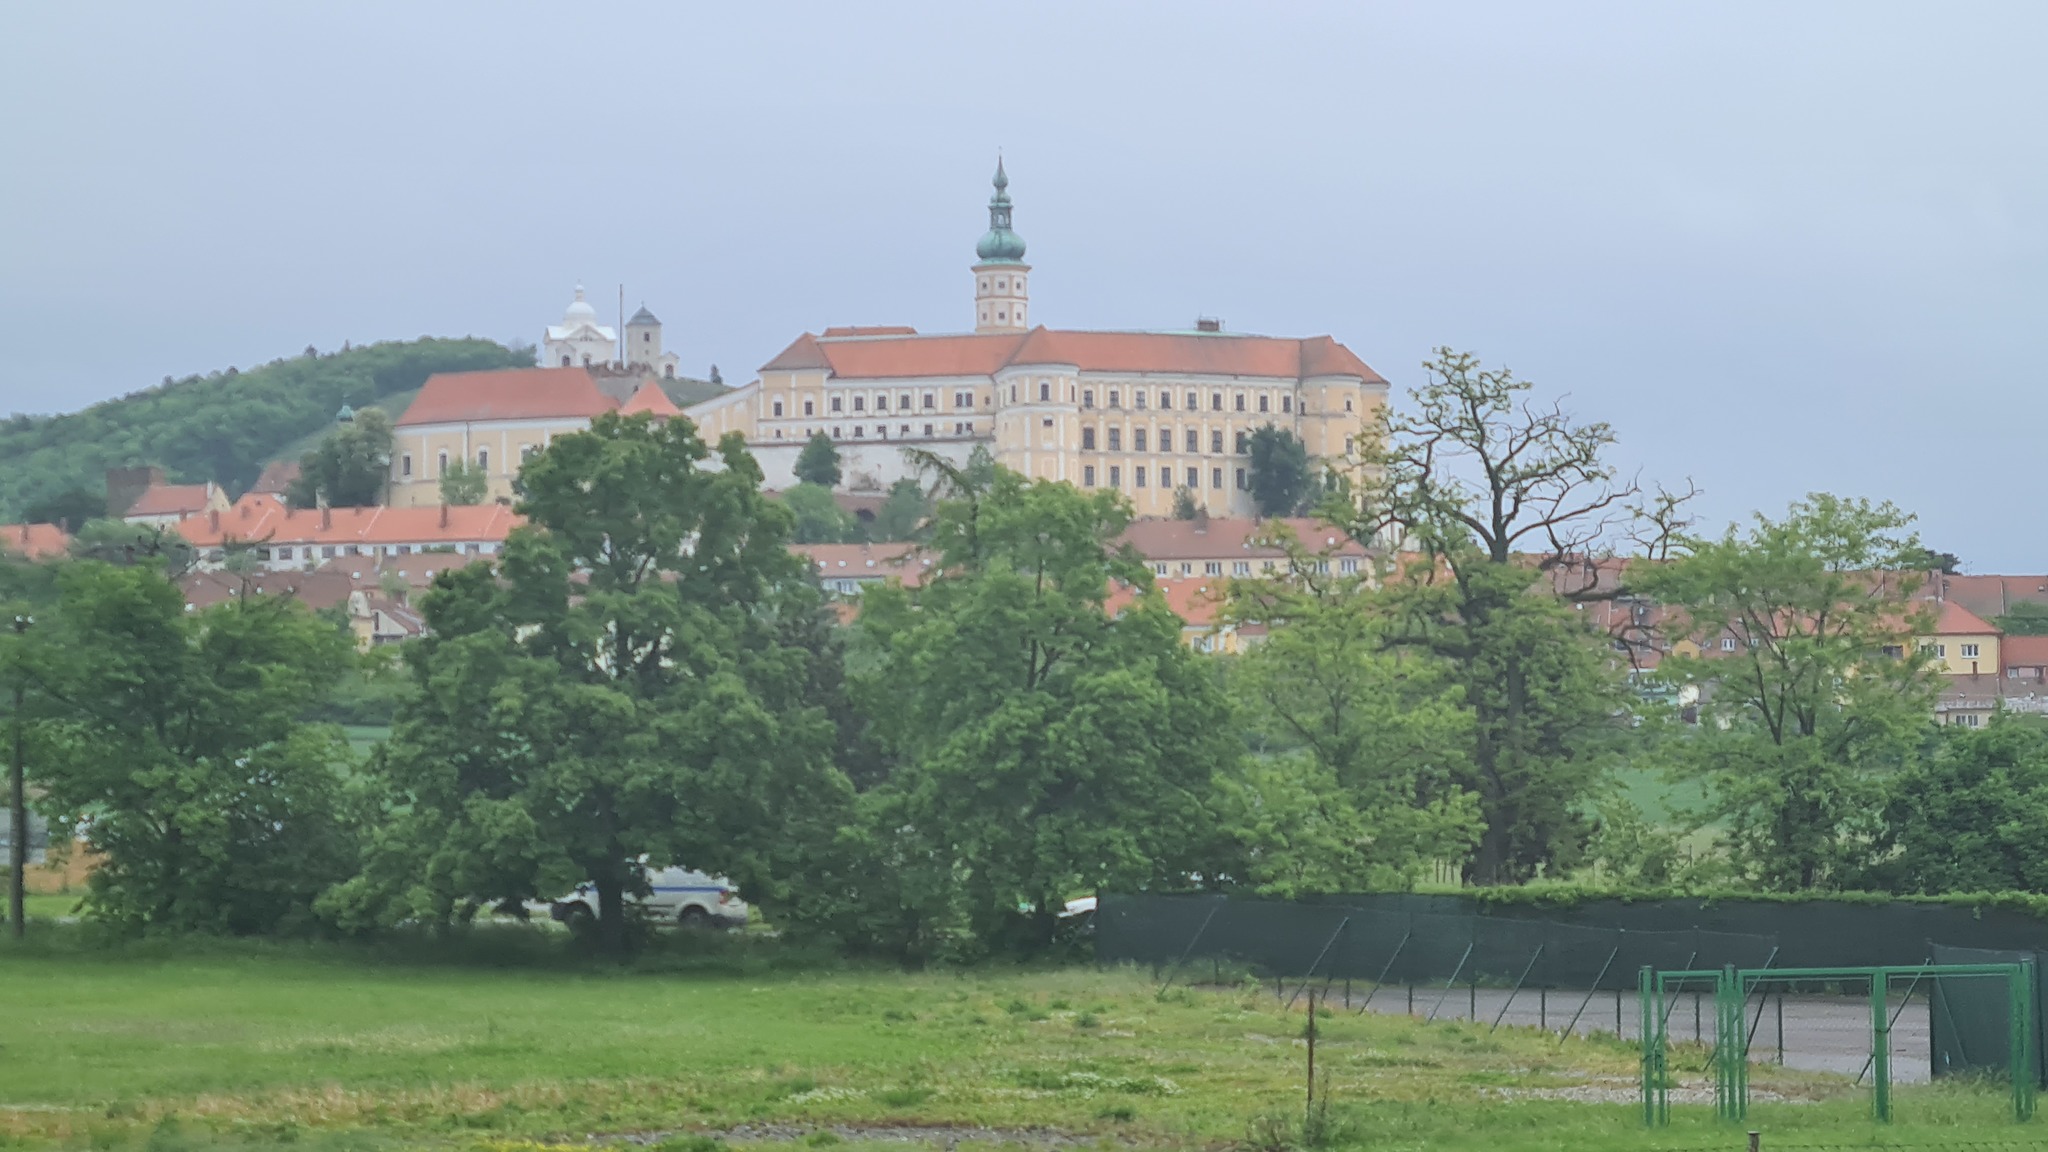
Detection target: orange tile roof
<box><xmin>249</xmin><ymin>460</ymin><xmax>301</xmax><ymax>495</ymax></box>
<box><xmin>1105</xmin><ymin>577</ymin><xmax>1229</xmax><ymax>628</ymax></box>
<box><xmin>793</xmin><ymin>542</ymin><xmax>933</xmax><ymax>588</ymax></box>
<box><xmin>758</xmin><ymin>326</ymin><xmax>1384</xmax><ymax>383</ymax></box>
<box><xmin>396</xmin><ymin>367</ymin><xmax>616</xmax><ymax>427</ymax></box>
<box><xmin>172</xmin><ymin>503</ymin><xmax>522</xmax><ymax>549</ymax></box>
<box><xmin>0</xmin><ymin>523</ymin><xmax>71</xmax><ymax>560</ymax></box>
<box><xmin>178</xmin><ymin>569</ymin><xmax>356</xmax><ymax>612</ymax></box>
<box><xmin>1936</xmin><ymin>574</ymin><xmax>2048</xmax><ymax>620</ymax></box>
<box><xmin>124</xmin><ymin>483</ymin><xmax>217</xmax><ymax>518</ymax></box>
<box><xmin>618</xmin><ymin>378</ymin><xmax>681</xmax><ymax>418</ymax></box>
<box><xmin>1933</xmin><ymin>599</ymin><xmax>2000</xmax><ymax>636</ymax></box>
<box><xmin>1118</xmin><ymin>517</ymin><xmax>1368</xmax><ymax>562</ymax></box>
<box><xmin>2003</xmin><ymin>634</ymin><xmax>2048</xmax><ymax>669</ymax></box>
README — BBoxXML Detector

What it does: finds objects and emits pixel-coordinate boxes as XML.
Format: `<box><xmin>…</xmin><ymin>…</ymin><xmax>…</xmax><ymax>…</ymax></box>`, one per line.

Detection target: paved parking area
<box><xmin>1319</xmin><ymin>983</ymin><xmax>1930</xmax><ymax>1082</ymax></box>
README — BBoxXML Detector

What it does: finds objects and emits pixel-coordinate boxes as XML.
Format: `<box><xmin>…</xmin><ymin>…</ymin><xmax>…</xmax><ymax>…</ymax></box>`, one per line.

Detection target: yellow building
<box><xmin>684</xmin><ymin>162</ymin><xmax>1388</xmax><ymax>517</ymax></box>
<box><xmin>387</xmin><ymin>366</ymin><xmax>621</xmax><ymax>507</ymax></box>
<box><xmin>1920</xmin><ymin>599</ymin><xmax>2002</xmax><ymax>678</ymax></box>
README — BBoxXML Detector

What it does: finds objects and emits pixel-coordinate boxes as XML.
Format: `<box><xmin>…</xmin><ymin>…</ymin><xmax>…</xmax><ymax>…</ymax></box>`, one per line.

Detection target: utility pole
<box><xmin>9</xmin><ymin>613</ymin><xmax>31</xmax><ymax>939</ymax></box>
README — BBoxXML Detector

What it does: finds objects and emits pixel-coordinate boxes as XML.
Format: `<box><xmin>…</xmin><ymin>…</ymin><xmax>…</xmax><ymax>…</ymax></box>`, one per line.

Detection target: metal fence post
<box><xmin>1872</xmin><ymin>968</ymin><xmax>1891</xmax><ymax>1123</ymax></box>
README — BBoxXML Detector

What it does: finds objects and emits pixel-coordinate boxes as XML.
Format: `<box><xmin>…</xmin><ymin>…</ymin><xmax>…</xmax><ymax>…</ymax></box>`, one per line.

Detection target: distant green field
<box><xmin>1609</xmin><ymin>762</ymin><xmax>1713</xmax><ymax>825</ymax></box>
<box><xmin>341</xmin><ymin>724</ymin><xmax>391</xmax><ymax>757</ymax></box>
<box><xmin>0</xmin><ymin>935</ymin><xmax>2025</xmax><ymax>1152</ymax></box>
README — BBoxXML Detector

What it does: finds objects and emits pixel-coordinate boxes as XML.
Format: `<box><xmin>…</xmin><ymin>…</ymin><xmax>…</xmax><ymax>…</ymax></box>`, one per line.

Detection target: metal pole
<box><xmin>1744</xmin><ymin>946</ymin><xmax>1782</xmax><ymax>1051</ymax></box>
<box><xmin>1776</xmin><ymin>992</ymin><xmax>1784</xmax><ymax>1066</ymax></box>
<box><xmin>1426</xmin><ymin>943</ymin><xmax>1474</xmax><ymax>1023</ymax></box>
<box><xmin>1354</xmin><ymin>917</ymin><xmax>1411</xmax><ymax>1009</ymax></box>
<box><xmin>1872</xmin><ymin>969</ymin><xmax>1891</xmax><ymax>1123</ymax></box>
<box><xmin>1157</xmin><ymin>900</ymin><xmax>1224</xmax><ymax>993</ymax></box>
<box><xmin>1639</xmin><ymin>965</ymin><xmax>1655</xmax><ymax>1127</ymax></box>
<box><xmin>1492</xmin><ymin>945</ymin><xmax>1544</xmax><ymax>1033</ymax></box>
<box><xmin>1469</xmin><ymin>970</ymin><xmax>1477</xmax><ymax>1021</ymax></box>
<box><xmin>1559</xmin><ymin>946</ymin><xmax>1621</xmax><ymax>1047</ymax></box>
<box><xmin>8</xmin><ymin>613</ymin><xmax>28</xmax><ymax>941</ymax></box>
<box><xmin>1540</xmin><ymin>986</ymin><xmax>1547</xmax><ymax>1032</ymax></box>
<box><xmin>1287</xmin><ymin>917</ymin><xmax>1350</xmax><ymax>1009</ymax></box>
<box><xmin>1856</xmin><ymin>961</ymin><xmax>1930</xmax><ymax>1086</ymax></box>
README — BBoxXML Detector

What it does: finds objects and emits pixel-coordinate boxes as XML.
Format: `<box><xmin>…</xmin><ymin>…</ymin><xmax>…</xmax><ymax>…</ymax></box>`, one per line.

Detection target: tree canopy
<box><xmin>794</xmin><ymin>432</ymin><xmax>842</xmax><ymax>488</ymax></box>
<box><xmin>1245</xmin><ymin>426</ymin><xmax>1312</xmax><ymax>517</ymax></box>
<box><xmin>0</xmin><ymin>338</ymin><xmax>528</xmax><ymax>520</ymax></box>
<box><xmin>286</xmin><ymin>407</ymin><xmax>394</xmax><ymax>509</ymax></box>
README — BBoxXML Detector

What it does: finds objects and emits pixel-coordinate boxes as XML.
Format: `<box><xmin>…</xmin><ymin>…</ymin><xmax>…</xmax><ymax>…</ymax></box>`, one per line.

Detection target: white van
<box><xmin>547</xmin><ymin>866</ymin><xmax>749</xmax><ymax>929</ymax></box>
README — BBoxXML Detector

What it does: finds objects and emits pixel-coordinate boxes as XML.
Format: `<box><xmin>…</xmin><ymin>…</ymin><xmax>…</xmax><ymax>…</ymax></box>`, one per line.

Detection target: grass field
<box><xmin>0</xmin><ymin>932</ymin><xmax>2035</xmax><ymax>1152</ymax></box>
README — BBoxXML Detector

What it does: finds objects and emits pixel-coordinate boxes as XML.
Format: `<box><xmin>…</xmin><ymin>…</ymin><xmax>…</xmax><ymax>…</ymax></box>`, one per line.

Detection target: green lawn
<box><xmin>0</xmin><ymin>933</ymin><xmax>2033</xmax><ymax>1151</ymax></box>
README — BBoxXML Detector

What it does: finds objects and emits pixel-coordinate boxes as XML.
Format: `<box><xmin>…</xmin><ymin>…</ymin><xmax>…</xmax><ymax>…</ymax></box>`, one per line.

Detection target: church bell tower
<box><xmin>973</xmin><ymin>158</ymin><xmax>1030</xmax><ymax>334</ymax></box>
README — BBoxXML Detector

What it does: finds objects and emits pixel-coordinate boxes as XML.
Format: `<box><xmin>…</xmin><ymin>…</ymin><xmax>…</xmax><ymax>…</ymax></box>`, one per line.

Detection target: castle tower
<box><xmin>626</xmin><ymin>304</ymin><xmax>662</xmax><ymax>365</ymax></box>
<box><xmin>972</xmin><ymin>158</ymin><xmax>1030</xmax><ymax>334</ymax></box>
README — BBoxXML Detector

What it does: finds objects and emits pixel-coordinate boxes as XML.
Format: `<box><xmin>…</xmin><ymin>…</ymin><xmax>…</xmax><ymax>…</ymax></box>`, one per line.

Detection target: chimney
<box><xmin>209</xmin><ymin>509</ymin><xmax>220</xmax><ymax>531</ymax></box>
<box><xmin>321</xmin><ymin>507</ymin><xmax>332</xmax><ymax>530</ymax></box>
<box><xmin>17</xmin><ymin>524</ymin><xmax>27</xmax><ymax>545</ymax></box>
<box><xmin>439</xmin><ymin>503</ymin><xmax>449</xmax><ymax>529</ymax></box>
<box><xmin>1195</xmin><ymin>317</ymin><xmax>1223</xmax><ymax>333</ymax></box>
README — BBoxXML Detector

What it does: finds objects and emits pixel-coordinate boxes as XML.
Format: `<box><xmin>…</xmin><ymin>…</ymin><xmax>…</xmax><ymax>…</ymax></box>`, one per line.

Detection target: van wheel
<box><xmin>678</xmin><ymin>906</ymin><xmax>710</xmax><ymax>928</ymax></box>
<box><xmin>562</xmin><ymin>903</ymin><xmax>595</xmax><ymax>930</ymax></box>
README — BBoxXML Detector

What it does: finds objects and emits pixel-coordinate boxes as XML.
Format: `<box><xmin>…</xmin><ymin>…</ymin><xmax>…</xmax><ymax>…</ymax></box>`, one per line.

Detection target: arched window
<box><xmin>561</xmin><ymin>355</ymin><xmax>572</xmax><ymax>367</ymax></box>
<box><xmin>476</xmin><ymin>448</ymin><xmax>489</xmax><ymax>472</ymax></box>
<box><xmin>437</xmin><ymin>450</ymin><xmax>449</xmax><ymax>476</ymax></box>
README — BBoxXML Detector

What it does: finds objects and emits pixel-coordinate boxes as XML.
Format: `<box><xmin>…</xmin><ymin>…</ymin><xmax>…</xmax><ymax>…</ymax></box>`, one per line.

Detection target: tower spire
<box><xmin>972</xmin><ymin>157</ymin><xmax>1031</xmax><ymax>333</ymax></box>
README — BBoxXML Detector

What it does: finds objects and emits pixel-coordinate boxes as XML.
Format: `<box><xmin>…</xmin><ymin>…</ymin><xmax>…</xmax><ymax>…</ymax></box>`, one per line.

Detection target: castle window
<box><xmin>1211</xmin><ymin>392</ymin><xmax>1223</xmax><ymax>411</ymax></box>
<box><xmin>1187</xmin><ymin>391</ymin><xmax>1198</xmax><ymax>410</ymax></box>
<box><xmin>955</xmin><ymin>391</ymin><xmax>972</xmax><ymax>408</ymax></box>
<box><xmin>1083</xmin><ymin>389</ymin><xmax>1094</xmax><ymax>409</ymax></box>
<box><xmin>997</xmin><ymin>279</ymin><xmax>1006</xmax><ymax>289</ymax></box>
<box><xmin>1210</xmin><ymin>430</ymin><xmax>1223</xmax><ymax>454</ymax></box>
<box><xmin>1135</xmin><ymin>467</ymin><xmax>1147</xmax><ymax>488</ymax></box>
<box><xmin>853</xmin><ymin>396</ymin><xmax>865</xmax><ymax>412</ymax></box>
<box><xmin>901</xmin><ymin>424</ymin><xmax>912</xmax><ymax>436</ymax></box>
<box><xmin>1135</xmin><ymin>391</ymin><xmax>1147</xmax><ymax>410</ymax></box>
<box><xmin>923</xmin><ymin>423</ymin><xmax>933</xmax><ymax>436</ymax></box>
<box><xmin>832</xmin><ymin>426</ymin><xmax>842</xmax><ymax>438</ymax></box>
<box><xmin>998</xmin><ymin>312</ymin><xmax>1006</xmax><ymax>321</ymax></box>
<box><xmin>401</xmin><ymin>454</ymin><xmax>413</xmax><ymax>478</ymax></box>
<box><xmin>1039</xmin><ymin>381</ymin><xmax>1050</xmax><ymax>401</ymax></box>
<box><xmin>437</xmin><ymin>451</ymin><xmax>449</xmax><ymax>476</ymax></box>
<box><xmin>561</xmin><ymin>355</ymin><xmax>572</xmax><ymax>367</ymax></box>
<box><xmin>1041</xmin><ymin>417</ymin><xmax>1053</xmax><ymax>428</ymax></box>
<box><xmin>1082</xmin><ymin>428</ymin><xmax>1096</xmax><ymax>450</ymax></box>
<box><xmin>1282</xmin><ymin>395</ymin><xmax>1292</xmax><ymax>413</ymax></box>
<box><xmin>643</xmin><ymin>332</ymin><xmax>651</xmax><ymax>343</ymax></box>
<box><xmin>875</xmin><ymin>395</ymin><xmax>886</xmax><ymax>411</ymax></box>
<box><xmin>831</xmin><ymin>396</ymin><xmax>843</xmax><ymax>413</ymax></box>
<box><xmin>853</xmin><ymin>426</ymin><xmax>864</xmax><ymax>438</ymax></box>
<box><xmin>1258</xmin><ymin>394</ymin><xmax>1270</xmax><ymax>413</ymax></box>
<box><xmin>1108</xmin><ymin>389</ymin><xmax>1121</xmax><ymax>409</ymax></box>
<box><xmin>1186</xmin><ymin>429</ymin><xmax>1199</xmax><ymax>453</ymax></box>
<box><xmin>773</xmin><ymin>400</ymin><xmax>784</xmax><ymax>417</ymax></box>
<box><xmin>664</xmin><ymin>365</ymin><xmax>674</xmax><ymax>378</ymax></box>
<box><xmin>1235</xmin><ymin>467</ymin><xmax>1247</xmax><ymax>490</ymax></box>
<box><xmin>981</xmin><ymin>279</ymin><xmax>988</xmax><ymax>291</ymax></box>
<box><xmin>1108</xmin><ymin>427</ymin><xmax>1122</xmax><ymax>451</ymax></box>
<box><xmin>1084</xmin><ymin>466</ymin><xmax>1096</xmax><ymax>487</ymax></box>
<box><xmin>923</xmin><ymin>393</ymin><xmax>935</xmax><ymax>409</ymax></box>
<box><xmin>805</xmin><ymin>400</ymin><xmax>815</xmax><ymax>416</ymax></box>
<box><xmin>1010</xmin><ymin>385</ymin><xmax>1018</xmax><ymax>403</ymax></box>
<box><xmin>900</xmin><ymin>392</ymin><xmax>911</xmax><ymax>410</ymax></box>
<box><xmin>1134</xmin><ymin>428</ymin><xmax>1147</xmax><ymax>452</ymax></box>
<box><xmin>1109</xmin><ymin>466</ymin><xmax>1121</xmax><ymax>487</ymax></box>
<box><xmin>1159</xmin><ymin>391</ymin><xmax>1171</xmax><ymax>410</ymax></box>
<box><xmin>1345</xmin><ymin>397</ymin><xmax>1354</xmax><ymax>412</ymax></box>
<box><xmin>1212</xmin><ymin>467</ymin><xmax>1224</xmax><ymax>489</ymax></box>
<box><xmin>1235</xmin><ymin>393</ymin><xmax>1247</xmax><ymax>412</ymax></box>
<box><xmin>476</xmin><ymin>448</ymin><xmax>489</xmax><ymax>472</ymax></box>
<box><xmin>1236</xmin><ymin>432</ymin><xmax>1249</xmax><ymax>454</ymax></box>
<box><xmin>1345</xmin><ymin>436</ymin><xmax>1355</xmax><ymax>455</ymax></box>
<box><xmin>1186</xmin><ymin>467</ymin><xmax>1199</xmax><ymax>488</ymax></box>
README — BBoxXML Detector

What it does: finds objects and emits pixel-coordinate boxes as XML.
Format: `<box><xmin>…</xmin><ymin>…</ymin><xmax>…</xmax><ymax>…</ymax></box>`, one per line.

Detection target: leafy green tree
<box><xmin>27</xmin><ymin>561</ymin><xmax>358</xmax><ymax>933</ymax></box>
<box><xmin>784</xmin><ymin>482</ymin><xmax>855</xmax><ymax>544</ymax></box>
<box><xmin>1871</xmin><ymin>721</ymin><xmax>2048</xmax><ymax>893</ymax></box>
<box><xmin>871</xmin><ymin>478</ymin><xmax>930</xmax><ymax>542</ymax></box>
<box><xmin>854</xmin><ymin>469</ymin><xmax>1236</xmax><ymax>953</ymax></box>
<box><xmin>1635</xmin><ymin>494</ymin><xmax>1937</xmax><ymax>889</ymax></box>
<box><xmin>1245</xmin><ymin>426</ymin><xmax>1312</xmax><ymax>517</ymax></box>
<box><xmin>1171</xmin><ymin>486</ymin><xmax>1199</xmax><ymax>520</ymax></box>
<box><xmin>21</xmin><ymin>487</ymin><xmax>105</xmax><ymax>529</ymax></box>
<box><xmin>287</xmin><ymin>408</ymin><xmax>394</xmax><ymax>509</ymax></box>
<box><xmin>1220</xmin><ymin>577</ymin><xmax>1480</xmax><ymax>895</ymax></box>
<box><xmin>437</xmin><ymin>459</ymin><xmax>489</xmax><ymax>506</ymax></box>
<box><xmin>331</xmin><ymin>413</ymin><xmax>849</xmax><ymax>954</ymax></box>
<box><xmin>67</xmin><ymin>519</ymin><xmax>198</xmax><ymax>576</ymax></box>
<box><xmin>0</xmin><ymin>338</ymin><xmax>526</xmax><ymax>521</ymax></box>
<box><xmin>1998</xmin><ymin>602</ymin><xmax>2048</xmax><ymax>636</ymax></box>
<box><xmin>794</xmin><ymin>432</ymin><xmax>842</xmax><ymax>488</ymax></box>
<box><xmin>1327</xmin><ymin>349</ymin><xmax>1639</xmax><ymax>883</ymax></box>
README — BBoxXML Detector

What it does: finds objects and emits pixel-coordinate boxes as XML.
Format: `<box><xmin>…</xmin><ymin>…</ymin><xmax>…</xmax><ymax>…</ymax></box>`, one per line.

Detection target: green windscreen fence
<box><xmin>1097</xmin><ymin>894</ymin><xmax>1776</xmax><ymax>992</ymax></box>
<box><xmin>1931</xmin><ymin>943</ymin><xmax>2048</xmax><ymax>1086</ymax></box>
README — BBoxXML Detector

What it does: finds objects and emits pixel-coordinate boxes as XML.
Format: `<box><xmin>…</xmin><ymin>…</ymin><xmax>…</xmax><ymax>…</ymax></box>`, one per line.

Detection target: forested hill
<box><xmin>0</xmin><ymin>338</ymin><xmax>531</xmax><ymax>521</ymax></box>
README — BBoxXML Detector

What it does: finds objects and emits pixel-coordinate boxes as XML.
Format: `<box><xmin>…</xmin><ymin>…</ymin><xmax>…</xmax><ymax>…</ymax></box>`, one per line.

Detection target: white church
<box><xmin>543</xmin><ymin>285</ymin><xmax>681</xmax><ymax>379</ymax></box>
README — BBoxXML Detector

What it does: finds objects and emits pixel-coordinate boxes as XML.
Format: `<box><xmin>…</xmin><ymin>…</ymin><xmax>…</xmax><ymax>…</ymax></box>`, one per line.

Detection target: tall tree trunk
<box><xmin>595</xmin><ymin>872</ymin><xmax>626</xmax><ymax>957</ymax></box>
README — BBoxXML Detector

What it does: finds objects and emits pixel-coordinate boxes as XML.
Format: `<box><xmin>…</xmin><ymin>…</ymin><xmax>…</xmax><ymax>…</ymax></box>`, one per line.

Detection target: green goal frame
<box><xmin>1639</xmin><ymin>962</ymin><xmax>2035</xmax><ymax>1126</ymax></box>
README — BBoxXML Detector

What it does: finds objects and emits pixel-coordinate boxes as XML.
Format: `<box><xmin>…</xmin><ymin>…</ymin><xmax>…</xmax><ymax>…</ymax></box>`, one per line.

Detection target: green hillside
<box><xmin>0</xmin><ymin>338</ymin><xmax>530</xmax><ymax>520</ymax></box>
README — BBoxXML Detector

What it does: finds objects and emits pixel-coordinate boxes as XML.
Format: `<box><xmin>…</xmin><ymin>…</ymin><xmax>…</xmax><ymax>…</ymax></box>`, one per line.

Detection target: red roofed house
<box><xmin>120</xmin><ymin>476</ymin><xmax>230</xmax><ymax>526</ymax></box>
<box><xmin>387</xmin><ymin>366</ymin><xmax>618</xmax><ymax>507</ymax></box>
<box><xmin>618</xmin><ymin>378</ymin><xmax>681</xmax><ymax>419</ymax></box>
<box><xmin>170</xmin><ymin>494</ymin><xmax>522</xmax><ymax>572</ymax></box>
<box><xmin>683</xmin><ymin>161</ymin><xmax>1388</xmax><ymax>516</ymax></box>
<box><xmin>0</xmin><ymin>522</ymin><xmax>71</xmax><ymax>560</ymax></box>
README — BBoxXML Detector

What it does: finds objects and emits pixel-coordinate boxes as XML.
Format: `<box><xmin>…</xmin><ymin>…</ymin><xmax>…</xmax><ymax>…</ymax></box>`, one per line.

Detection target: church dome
<box><xmin>563</xmin><ymin>285</ymin><xmax>599</xmax><ymax>325</ymax></box>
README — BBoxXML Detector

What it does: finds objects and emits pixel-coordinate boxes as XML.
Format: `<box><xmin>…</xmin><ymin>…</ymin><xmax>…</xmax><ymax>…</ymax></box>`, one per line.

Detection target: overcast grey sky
<box><xmin>3</xmin><ymin>3</ymin><xmax>2043</xmax><ymax>566</ymax></box>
